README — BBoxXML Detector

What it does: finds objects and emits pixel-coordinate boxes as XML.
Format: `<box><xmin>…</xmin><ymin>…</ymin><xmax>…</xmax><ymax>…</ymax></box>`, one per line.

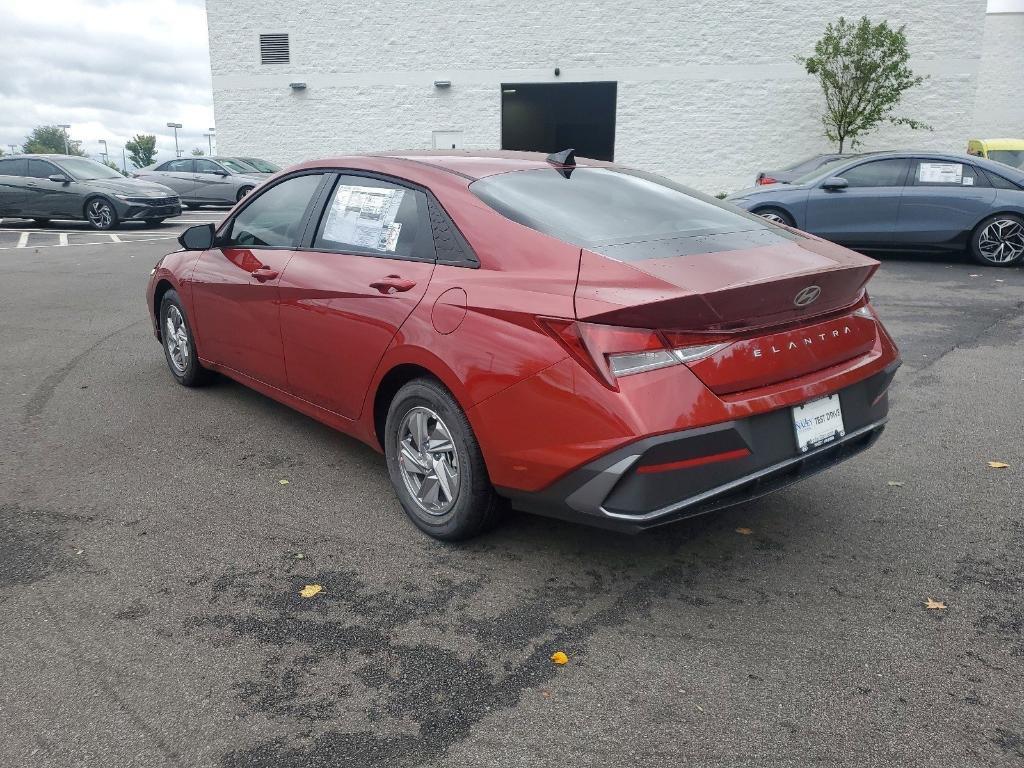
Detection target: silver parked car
<box><xmin>134</xmin><ymin>157</ymin><xmax>271</xmax><ymax>208</ymax></box>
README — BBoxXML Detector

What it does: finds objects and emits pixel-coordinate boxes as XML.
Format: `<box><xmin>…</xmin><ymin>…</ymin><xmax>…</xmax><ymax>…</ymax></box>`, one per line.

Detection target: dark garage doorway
<box><xmin>501</xmin><ymin>82</ymin><xmax>617</xmax><ymax>161</ymax></box>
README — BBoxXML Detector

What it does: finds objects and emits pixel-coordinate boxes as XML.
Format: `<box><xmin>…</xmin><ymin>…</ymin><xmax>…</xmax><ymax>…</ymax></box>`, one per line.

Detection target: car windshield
<box><xmin>56</xmin><ymin>157</ymin><xmax>124</xmax><ymax>180</ymax></box>
<box><xmin>988</xmin><ymin>150</ymin><xmax>1024</xmax><ymax>170</ymax></box>
<box><xmin>220</xmin><ymin>158</ymin><xmax>255</xmax><ymax>173</ymax></box>
<box><xmin>791</xmin><ymin>158</ymin><xmax>852</xmax><ymax>184</ymax></box>
<box><xmin>239</xmin><ymin>157</ymin><xmax>280</xmax><ymax>173</ymax></box>
<box><xmin>471</xmin><ymin>167</ymin><xmax>780</xmax><ymax>256</ymax></box>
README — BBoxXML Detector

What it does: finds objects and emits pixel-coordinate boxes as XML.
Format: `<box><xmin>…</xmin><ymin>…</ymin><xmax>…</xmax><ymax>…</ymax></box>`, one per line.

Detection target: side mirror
<box><xmin>48</xmin><ymin>174</ymin><xmax>71</xmax><ymax>184</ymax></box>
<box><xmin>822</xmin><ymin>176</ymin><xmax>849</xmax><ymax>191</ymax></box>
<box><xmin>215</xmin><ymin>170</ymin><xmax>229</xmax><ymax>176</ymax></box>
<box><xmin>178</xmin><ymin>223</ymin><xmax>216</xmax><ymax>251</ymax></box>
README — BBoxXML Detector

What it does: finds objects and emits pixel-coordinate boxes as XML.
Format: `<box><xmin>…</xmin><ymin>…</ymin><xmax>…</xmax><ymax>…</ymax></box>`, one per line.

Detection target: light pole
<box><xmin>57</xmin><ymin>124</ymin><xmax>71</xmax><ymax>155</ymax></box>
<box><xmin>122</xmin><ymin>146</ymin><xmax>128</xmax><ymax>174</ymax></box>
<box><xmin>7</xmin><ymin>145</ymin><xmax>15</xmax><ymax>154</ymax></box>
<box><xmin>203</xmin><ymin>128</ymin><xmax>215</xmax><ymax>156</ymax></box>
<box><xmin>166</xmin><ymin>122</ymin><xmax>182</xmax><ymax>158</ymax></box>
<box><xmin>99</xmin><ymin>139</ymin><xmax>108</xmax><ymax>163</ymax></box>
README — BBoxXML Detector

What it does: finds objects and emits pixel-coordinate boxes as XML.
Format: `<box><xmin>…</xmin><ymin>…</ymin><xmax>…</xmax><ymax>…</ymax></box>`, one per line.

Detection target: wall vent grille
<box><xmin>260</xmin><ymin>33</ymin><xmax>290</xmax><ymax>64</ymax></box>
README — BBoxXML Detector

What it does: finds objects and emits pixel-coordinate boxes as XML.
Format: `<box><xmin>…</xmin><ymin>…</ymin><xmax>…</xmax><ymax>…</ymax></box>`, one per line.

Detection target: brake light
<box><xmin>538</xmin><ymin>319</ymin><xmax>731</xmax><ymax>389</ymax></box>
<box><xmin>756</xmin><ymin>175</ymin><xmax>778</xmax><ymax>185</ymax></box>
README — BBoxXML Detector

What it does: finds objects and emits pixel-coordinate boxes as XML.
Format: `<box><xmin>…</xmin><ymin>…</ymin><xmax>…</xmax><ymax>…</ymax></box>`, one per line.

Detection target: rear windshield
<box><xmin>470</xmin><ymin>167</ymin><xmax>788</xmax><ymax>258</ymax></box>
<box><xmin>988</xmin><ymin>150</ymin><xmax>1024</xmax><ymax>170</ymax></box>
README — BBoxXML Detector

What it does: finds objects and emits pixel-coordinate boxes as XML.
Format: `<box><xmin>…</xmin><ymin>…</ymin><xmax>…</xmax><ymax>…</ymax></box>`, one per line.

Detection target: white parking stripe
<box><xmin>109</xmin><ymin>233</ymin><xmax>122</xmax><ymax>243</ymax></box>
<box><xmin>0</xmin><ymin>235</ymin><xmax>175</xmax><ymax>251</ymax></box>
<box><xmin>59</xmin><ymin>233</ymin><xmax>68</xmax><ymax>246</ymax></box>
<box><xmin>17</xmin><ymin>232</ymin><xmax>29</xmax><ymax>248</ymax></box>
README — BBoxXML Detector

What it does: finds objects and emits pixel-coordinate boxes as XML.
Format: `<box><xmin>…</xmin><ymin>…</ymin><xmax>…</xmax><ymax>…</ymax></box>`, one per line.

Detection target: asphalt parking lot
<box><xmin>1</xmin><ymin>222</ymin><xmax>1022</xmax><ymax>768</ymax></box>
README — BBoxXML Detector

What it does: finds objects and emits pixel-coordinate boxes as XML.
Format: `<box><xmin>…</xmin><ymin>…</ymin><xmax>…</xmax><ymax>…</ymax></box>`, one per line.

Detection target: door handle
<box><xmin>369</xmin><ymin>275</ymin><xmax>417</xmax><ymax>294</ymax></box>
<box><xmin>251</xmin><ymin>267</ymin><xmax>279</xmax><ymax>282</ymax></box>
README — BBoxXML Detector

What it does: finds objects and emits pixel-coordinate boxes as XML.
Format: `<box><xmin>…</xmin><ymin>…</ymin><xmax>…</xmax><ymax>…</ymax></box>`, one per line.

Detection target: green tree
<box><xmin>125</xmin><ymin>134</ymin><xmax>158</xmax><ymax>168</ymax></box>
<box><xmin>23</xmin><ymin>125</ymin><xmax>85</xmax><ymax>155</ymax></box>
<box><xmin>101</xmin><ymin>158</ymin><xmax>128</xmax><ymax>176</ymax></box>
<box><xmin>800</xmin><ymin>16</ymin><xmax>930</xmax><ymax>152</ymax></box>
<box><xmin>191</xmin><ymin>146</ymin><xmax>205</xmax><ymax>156</ymax></box>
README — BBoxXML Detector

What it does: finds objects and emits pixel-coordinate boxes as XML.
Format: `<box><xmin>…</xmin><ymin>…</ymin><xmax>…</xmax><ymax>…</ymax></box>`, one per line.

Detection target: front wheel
<box><xmin>85</xmin><ymin>198</ymin><xmax>119</xmax><ymax>230</ymax></box>
<box><xmin>384</xmin><ymin>378</ymin><xmax>503</xmax><ymax>540</ymax></box>
<box><xmin>159</xmin><ymin>289</ymin><xmax>209</xmax><ymax>387</ymax></box>
<box><xmin>970</xmin><ymin>214</ymin><xmax>1024</xmax><ymax>267</ymax></box>
<box><xmin>236</xmin><ymin>186</ymin><xmax>253</xmax><ymax>202</ymax></box>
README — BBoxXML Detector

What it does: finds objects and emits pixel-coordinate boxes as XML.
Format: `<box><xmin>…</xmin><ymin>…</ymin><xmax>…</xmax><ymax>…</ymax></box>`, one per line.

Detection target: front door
<box><xmin>279</xmin><ymin>174</ymin><xmax>436</xmax><ymax>419</ymax></box>
<box><xmin>193</xmin><ymin>159</ymin><xmax>234</xmax><ymax>204</ymax></box>
<box><xmin>189</xmin><ymin>172</ymin><xmax>327</xmax><ymax>389</ymax></box>
<box><xmin>804</xmin><ymin>158</ymin><xmax>911</xmax><ymax>247</ymax></box>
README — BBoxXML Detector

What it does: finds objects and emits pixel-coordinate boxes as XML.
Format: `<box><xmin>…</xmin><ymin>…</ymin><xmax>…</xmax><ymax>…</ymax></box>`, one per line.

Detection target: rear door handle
<box><xmin>369</xmin><ymin>275</ymin><xmax>417</xmax><ymax>294</ymax></box>
<box><xmin>251</xmin><ymin>267</ymin><xmax>279</xmax><ymax>282</ymax></box>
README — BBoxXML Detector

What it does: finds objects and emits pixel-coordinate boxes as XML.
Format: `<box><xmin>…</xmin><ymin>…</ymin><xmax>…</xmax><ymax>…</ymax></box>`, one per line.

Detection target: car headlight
<box><xmin>113</xmin><ymin>193</ymin><xmax>132</xmax><ymax>201</ymax></box>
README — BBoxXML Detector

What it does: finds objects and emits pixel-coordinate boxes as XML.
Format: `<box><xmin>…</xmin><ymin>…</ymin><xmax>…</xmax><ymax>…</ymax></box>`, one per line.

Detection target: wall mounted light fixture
<box><xmin>433</xmin><ymin>80</ymin><xmax>452</xmax><ymax>88</ymax></box>
<box><xmin>289</xmin><ymin>82</ymin><xmax>307</xmax><ymax>90</ymax></box>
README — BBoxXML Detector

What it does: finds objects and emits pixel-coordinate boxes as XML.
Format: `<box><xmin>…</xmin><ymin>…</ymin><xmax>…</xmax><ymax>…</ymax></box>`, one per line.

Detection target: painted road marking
<box><xmin>59</xmin><ymin>233</ymin><xmax>68</xmax><ymax>246</ymax></box>
<box><xmin>17</xmin><ymin>232</ymin><xmax>29</xmax><ymax>248</ymax></box>
<box><xmin>0</xmin><ymin>235</ymin><xmax>175</xmax><ymax>251</ymax></box>
<box><xmin>109</xmin><ymin>233</ymin><xmax>122</xmax><ymax>242</ymax></box>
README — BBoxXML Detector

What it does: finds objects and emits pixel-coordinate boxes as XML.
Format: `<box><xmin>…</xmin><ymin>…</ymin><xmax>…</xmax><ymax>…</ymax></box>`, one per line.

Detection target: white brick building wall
<box><xmin>974</xmin><ymin>11</ymin><xmax>1024</xmax><ymax>138</ymax></box>
<box><xmin>206</xmin><ymin>0</ymin><xmax>1017</xmax><ymax>193</ymax></box>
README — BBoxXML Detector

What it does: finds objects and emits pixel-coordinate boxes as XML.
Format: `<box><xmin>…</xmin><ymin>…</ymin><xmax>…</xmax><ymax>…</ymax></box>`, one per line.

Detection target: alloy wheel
<box><xmin>164</xmin><ymin>305</ymin><xmax>191</xmax><ymax>374</ymax></box>
<box><xmin>397</xmin><ymin>406</ymin><xmax>461</xmax><ymax>516</ymax></box>
<box><xmin>977</xmin><ymin>218</ymin><xmax>1024</xmax><ymax>265</ymax></box>
<box><xmin>757</xmin><ymin>211</ymin><xmax>789</xmax><ymax>226</ymax></box>
<box><xmin>87</xmin><ymin>199</ymin><xmax>114</xmax><ymax>229</ymax></box>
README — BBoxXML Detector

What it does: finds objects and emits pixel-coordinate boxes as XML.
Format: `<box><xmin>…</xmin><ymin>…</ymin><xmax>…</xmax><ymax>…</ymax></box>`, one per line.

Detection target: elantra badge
<box><xmin>794</xmin><ymin>285</ymin><xmax>821</xmax><ymax>308</ymax></box>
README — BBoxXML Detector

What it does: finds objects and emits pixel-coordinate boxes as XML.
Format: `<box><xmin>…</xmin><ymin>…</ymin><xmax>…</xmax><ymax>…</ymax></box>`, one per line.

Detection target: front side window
<box><xmin>195</xmin><ymin>159</ymin><xmax>223</xmax><ymax>174</ymax></box>
<box><xmin>28</xmin><ymin>159</ymin><xmax>60</xmax><ymax>179</ymax></box>
<box><xmin>240</xmin><ymin>157</ymin><xmax>280</xmax><ymax>173</ymax></box>
<box><xmin>53</xmin><ymin>157</ymin><xmax>123</xmax><ymax>181</ymax></box>
<box><xmin>836</xmin><ymin>159</ymin><xmax>909</xmax><ymax>188</ymax></box>
<box><xmin>164</xmin><ymin>159</ymin><xmax>193</xmax><ymax>173</ymax></box>
<box><xmin>226</xmin><ymin>173</ymin><xmax>323</xmax><ymax>248</ymax></box>
<box><xmin>313</xmin><ymin>176</ymin><xmax>427</xmax><ymax>259</ymax></box>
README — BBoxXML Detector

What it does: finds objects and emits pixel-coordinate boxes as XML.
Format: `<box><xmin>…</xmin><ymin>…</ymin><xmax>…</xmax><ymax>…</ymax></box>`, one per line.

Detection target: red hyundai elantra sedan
<box><xmin>147</xmin><ymin>150</ymin><xmax>900</xmax><ymax>540</ymax></box>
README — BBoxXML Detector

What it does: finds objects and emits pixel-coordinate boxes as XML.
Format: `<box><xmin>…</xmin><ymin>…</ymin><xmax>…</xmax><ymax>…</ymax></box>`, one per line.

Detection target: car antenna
<box><xmin>546</xmin><ymin>148</ymin><xmax>576</xmax><ymax>178</ymax></box>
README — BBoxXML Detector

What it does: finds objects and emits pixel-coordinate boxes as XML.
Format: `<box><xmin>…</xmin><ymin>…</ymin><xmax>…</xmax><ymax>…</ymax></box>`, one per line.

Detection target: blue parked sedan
<box><xmin>727</xmin><ymin>151</ymin><xmax>1024</xmax><ymax>267</ymax></box>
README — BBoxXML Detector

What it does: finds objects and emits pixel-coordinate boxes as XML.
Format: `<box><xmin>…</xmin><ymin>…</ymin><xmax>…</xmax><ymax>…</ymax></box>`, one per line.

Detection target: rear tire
<box><xmin>753</xmin><ymin>207</ymin><xmax>795</xmax><ymax>227</ymax></box>
<box><xmin>384</xmin><ymin>378</ymin><xmax>503</xmax><ymax>541</ymax></box>
<box><xmin>970</xmin><ymin>213</ymin><xmax>1024</xmax><ymax>267</ymax></box>
<box><xmin>236</xmin><ymin>186</ymin><xmax>253</xmax><ymax>202</ymax></box>
<box><xmin>159</xmin><ymin>289</ymin><xmax>209</xmax><ymax>387</ymax></box>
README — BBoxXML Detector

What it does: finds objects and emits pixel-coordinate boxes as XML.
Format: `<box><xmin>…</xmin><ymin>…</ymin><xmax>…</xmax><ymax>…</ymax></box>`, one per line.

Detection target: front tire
<box><xmin>236</xmin><ymin>186</ymin><xmax>253</xmax><ymax>202</ymax></box>
<box><xmin>384</xmin><ymin>378</ymin><xmax>503</xmax><ymax>541</ymax></box>
<box><xmin>970</xmin><ymin>214</ymin><xmax>1024</xmax><ymax>267</ymax></box>
<box><xmin>85</xmin><ymin>197</ymin><xmax>119</xmax><ymax>230</ymax></box>
<box><xmin>159</xmin><ymin>289</ymin><xmax>209</xmax><ymax>387</ymax></box>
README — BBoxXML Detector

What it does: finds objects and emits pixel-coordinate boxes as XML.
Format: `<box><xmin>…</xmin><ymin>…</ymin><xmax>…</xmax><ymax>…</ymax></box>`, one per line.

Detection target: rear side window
<box><xmin>226</xmin><ymin>173</ymin><xmax>323</xmax><ymax>248</ymax></box>
<box><xmin>984</xmin><ymin>170</ymin><xmax>1022</xmax><ymax>190</ymax></box>
<box><xmin>313</xmin><ymin>175</ymin><xmax>429</xmax><ymax>259</ymax></box>
<box><xmin>911</xmin><ymin>161</ymin><xmax>984</xmax><ymax>187</ymax></box>
<box><xmin>0</xmin><ymin>158</ymin><xmax>27</xmax><ymax>176</ymax></box>
<box><xmin>838</xmin><ymin>159</ymin><xmax>908</xmax><ymax>187</ymax></box>
<box><xmin>195</xmin><ymin>159</ymin><xmax>222</xmax><ymax>174</ymax></box>
<box><xmin>471</xmin><ymin>167</ymin><xmax>777</xmax><ymax>254</ymax></box>
<box><xmin>161</xmin><ymin>159</ymin><xmax>193</xmax><ymax>173</ymax></box>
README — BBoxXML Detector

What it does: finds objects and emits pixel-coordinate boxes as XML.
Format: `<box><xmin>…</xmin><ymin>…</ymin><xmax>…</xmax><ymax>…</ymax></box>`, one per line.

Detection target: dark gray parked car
<box><xmin>134</xmin><ymin>157</ymin><xmax>269</xmax><ymax>207</ymax></box>
<box><xmin>0</xmin><ymin>154</ymin><xmax>181</xmax><ymax>229</ymax></box>
<box><xmin>729</xmin><ymin>151</ymin><xmax>1024</xmax><ymax>267</ymax></box>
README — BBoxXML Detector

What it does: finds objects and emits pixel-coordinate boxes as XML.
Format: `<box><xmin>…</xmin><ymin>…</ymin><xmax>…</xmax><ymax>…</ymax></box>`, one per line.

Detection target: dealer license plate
<box><xmin>792</xmin><ymin>395</ymin><xmax>845</xmax><ymax>453</ymax></box>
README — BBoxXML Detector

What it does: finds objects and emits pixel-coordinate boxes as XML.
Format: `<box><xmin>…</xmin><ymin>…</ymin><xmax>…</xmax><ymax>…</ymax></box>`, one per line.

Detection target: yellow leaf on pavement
<box><xmin>987</xmin><ymin>461</ymin><xmax>1009</xmax><ymax>469</ymax></box>
<box><xmin>299</xmin><ymin>584</ymin><xmax>322</xmax><ymax>598</ymax></box>
<box><xmin>735</xmin><ymin>527</ymin><xmax>753</xmax><ymax>535</ymax></box>
<box><xmin>550</xmin><ymin>651</ymin><xmax>568</xmax><ymax>665</ymax></box>
<box><xmin>279</xmin><ymin>479</ymin><xmax>290</xmax><ymax>485</ymax></box>
<box><xmin>924</xmin><ymin>598</ymin><xmax>946</xmax><ymax>610</ymax></box>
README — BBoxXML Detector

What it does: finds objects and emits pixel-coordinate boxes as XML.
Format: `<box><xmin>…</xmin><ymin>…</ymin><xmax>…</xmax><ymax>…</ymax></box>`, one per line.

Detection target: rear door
<box><xmin>804</xmin><ymin>158</ymin><xmax>910</xmax><ymax>247</ymax></box>
<box><xmin>190</xmin><ymin>171</ymin><xmax>328</xmax><ymax>388</ymax></box>
<box><xmin>895</xmin><ymin>159</ymin><xmax>996</xmax><ymax>248</ymax></box>
<box><xmin>278</xmin><ymin>173</ymin><xmax>436</xmax><ymax>419</ymax></box>
<box><xmin>0</xmin><ymin>158</ymin><xmax>28</xmax><ymax>216</ymax></box>
<box><xmin>193</xmin><ymin>159</ymin><xmax>234</xmax><ymax>203</ymax></box>
<box><xmin>24</xmin><ymin>159</ymin><xmax>79</xmax><ymax>218</ymax></box>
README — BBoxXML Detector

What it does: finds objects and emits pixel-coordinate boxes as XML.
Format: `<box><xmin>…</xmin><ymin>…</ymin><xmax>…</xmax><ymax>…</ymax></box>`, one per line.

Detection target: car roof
<box><xmin>2</xmin><ymin>154</ymin><xmax>82</xmax><ymax>160</ymax></box>
<box><xmin>290</xmin><ymin>150</ymin><xmax>614</xmax><ymax>181</ymax></box>
<box><xmin>970</xmin><ymin>138</ymin><xmax>1024</xmax><ymax>150</ymax></box>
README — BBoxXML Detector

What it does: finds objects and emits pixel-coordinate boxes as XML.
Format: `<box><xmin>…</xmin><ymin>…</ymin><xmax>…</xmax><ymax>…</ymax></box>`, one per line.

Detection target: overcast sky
<box><xmin>0</xmin><ymin>0</ymin><xmax>214</xmax><ymax>166</ymax></box>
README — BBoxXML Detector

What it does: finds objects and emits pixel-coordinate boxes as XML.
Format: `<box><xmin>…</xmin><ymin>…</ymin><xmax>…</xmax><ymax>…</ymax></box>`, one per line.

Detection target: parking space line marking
<box><xmin>0</xmin><ymin>235</ymin><xmax>175</xmax><ymax>251</ymax></box>
<box><xmin>17</xmin><ymin>232</ymin><xmax>29</xmax><ymax>248</ymax></box>
<box><xmin>59</xmin><ymin>233</ymin><xmax>68</xmax><ymax>246</ymax></box>
<box><xmin>109</xmin><ymin>234</ymin><xmax>122</xmax><ymax>243</ymax></box>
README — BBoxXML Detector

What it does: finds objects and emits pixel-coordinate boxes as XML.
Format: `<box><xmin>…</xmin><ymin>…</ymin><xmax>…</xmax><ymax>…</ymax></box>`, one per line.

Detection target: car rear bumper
<box><xmin>497</xmin><ymin>363</ymin><xmax>897</xmax><ymax>533</ymax></box>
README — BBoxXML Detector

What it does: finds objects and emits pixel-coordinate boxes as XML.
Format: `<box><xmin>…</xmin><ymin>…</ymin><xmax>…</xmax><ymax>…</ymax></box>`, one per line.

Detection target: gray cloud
<box><xmin>0</xmin><ymin>0</ymin><xmax>215</xmax><ymax>165</ymax></box>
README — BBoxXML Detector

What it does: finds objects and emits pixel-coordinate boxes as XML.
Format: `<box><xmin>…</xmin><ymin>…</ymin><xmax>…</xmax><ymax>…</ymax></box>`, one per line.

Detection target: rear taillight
<box><xmin>539</xmin><ymin>318</ymin><xmax>730</xmax><ymax>389</ymax></box>
<box><xmin>756</xmin><ymin>175</ymin><xmax>778</xmax><ymax>185</ymax></box>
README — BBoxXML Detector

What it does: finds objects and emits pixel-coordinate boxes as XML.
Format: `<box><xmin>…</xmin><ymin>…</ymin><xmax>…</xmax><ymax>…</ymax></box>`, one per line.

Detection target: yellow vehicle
<box><xmin>967</xmin><ymin>139</ymin><xmax>1024</xmax><ymax>170</ymax></box>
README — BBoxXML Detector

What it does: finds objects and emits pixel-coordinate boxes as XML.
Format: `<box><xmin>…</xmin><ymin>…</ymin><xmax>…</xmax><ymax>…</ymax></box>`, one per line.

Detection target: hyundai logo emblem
<box><xmin>794</xmin><ymin>285</ymin><xmax>821</xmax><ymax>308</ymax></box>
